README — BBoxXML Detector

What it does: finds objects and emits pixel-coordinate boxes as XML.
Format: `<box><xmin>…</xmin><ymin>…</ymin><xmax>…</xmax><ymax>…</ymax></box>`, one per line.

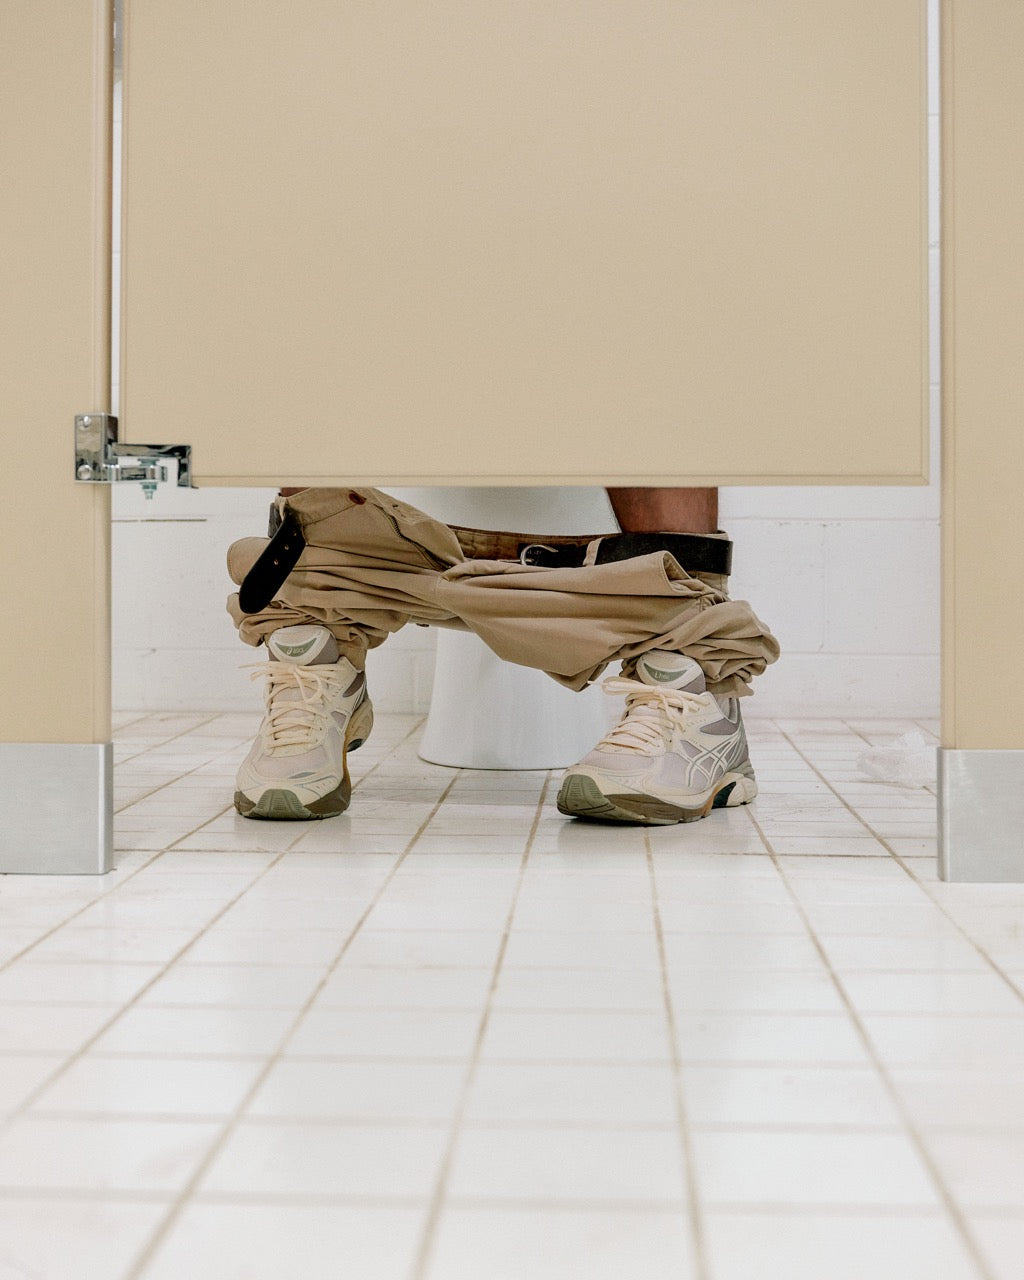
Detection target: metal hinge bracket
<box><xmin>75</xmin><ymin>414</ymin><xmax>193</xmax><ymax>498</ymax></box>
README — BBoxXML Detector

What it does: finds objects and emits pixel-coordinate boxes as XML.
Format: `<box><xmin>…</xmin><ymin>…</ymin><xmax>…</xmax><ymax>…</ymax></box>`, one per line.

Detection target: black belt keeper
<box><xmin>239</xmin><ymin>504</ymin><xmax>731</xmax><ymax>615</ymax></box>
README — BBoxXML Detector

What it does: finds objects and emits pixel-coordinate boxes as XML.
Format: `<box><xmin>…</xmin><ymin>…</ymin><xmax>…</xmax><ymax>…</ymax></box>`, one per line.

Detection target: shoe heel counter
<box><xmin>722</xmin><ymin>697</ymin><xmax>755</xmax><ymax>777</ymax></box>
<box><xmin>346</xmin><ymin>696</ymin><xmax>374</xmax><ymax>751</ymax></box>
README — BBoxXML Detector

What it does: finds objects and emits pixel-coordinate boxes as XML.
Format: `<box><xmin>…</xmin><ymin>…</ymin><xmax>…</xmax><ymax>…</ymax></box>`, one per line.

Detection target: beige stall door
<box><xmin>121</xmin><ymin>1</ymin><xmax>928</xmax><ymax>486</ymax></box>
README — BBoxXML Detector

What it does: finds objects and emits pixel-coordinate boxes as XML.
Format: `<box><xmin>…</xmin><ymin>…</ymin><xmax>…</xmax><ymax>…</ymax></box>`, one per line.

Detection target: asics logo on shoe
<box><xmin>643</xmin><ymin>667</ymin><xmax>684</xmax><ymax>683</ymax></box>
<box><xmin>276</xmin><ymin>639</ymin><xmax>318</xmax><ymax>658</ymax></box>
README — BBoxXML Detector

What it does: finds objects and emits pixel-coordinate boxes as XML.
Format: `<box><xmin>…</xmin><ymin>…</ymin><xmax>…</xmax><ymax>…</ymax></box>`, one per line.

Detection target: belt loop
<box><xmin>582</xmin><ymin>537</ymin><xmax>603</xmax><ymax>567</ymax></box>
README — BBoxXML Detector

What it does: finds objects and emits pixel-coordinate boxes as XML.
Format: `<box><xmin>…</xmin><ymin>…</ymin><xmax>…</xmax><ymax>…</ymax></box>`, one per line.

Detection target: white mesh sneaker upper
<box><xmin>568</xmin><ymin>650</ymin><xmax>751</xmax><ymax>799</ymax></box>
<box><xmin>236</xmin><ymin>625</ymin><xmax>367</xmax><ymax>802</ymax></box>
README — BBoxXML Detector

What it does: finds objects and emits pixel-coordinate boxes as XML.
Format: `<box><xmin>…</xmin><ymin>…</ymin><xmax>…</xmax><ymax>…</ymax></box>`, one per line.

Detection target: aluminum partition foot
<box><xmin>0</xmin><ymin>744</ymin><xmax>113</xmax><ymax>875</ymax></box>
<box><xmin>939</xmin><ymin>749</ymin><xmax>1024</xmax><ymax>882</ymax></box>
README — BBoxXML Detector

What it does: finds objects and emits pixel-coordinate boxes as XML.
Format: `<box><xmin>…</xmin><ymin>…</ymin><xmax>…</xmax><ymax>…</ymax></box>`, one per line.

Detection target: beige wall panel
<box><xmin>122</xmin><ymin>1</ymin><xmax>927</xmax><ymax>486</ymax></box>
<box><xmin>941</xmin><ymin>1</ymin><xmax>1024</xmax><ymax>750</ymax></box>
<box><xmin>0</xmin><ymin>0</ymin><xmax>111</xmax><ymax>744</ymax></box>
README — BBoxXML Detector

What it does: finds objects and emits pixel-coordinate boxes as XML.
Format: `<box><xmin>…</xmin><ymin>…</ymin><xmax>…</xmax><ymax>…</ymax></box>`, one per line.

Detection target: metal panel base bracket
<box><xmin>0</xmin><ymin>744</ymin><xmax>113</xmax><ymax>875</ymax></box>
<box><xmin>939</xmin><ymin>749</ymin><xmax>1024</xmax><ymax>882</ymax></box>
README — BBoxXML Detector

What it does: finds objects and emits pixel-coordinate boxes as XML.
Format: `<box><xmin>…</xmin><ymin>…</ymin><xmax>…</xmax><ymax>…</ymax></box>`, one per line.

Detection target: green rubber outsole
<box><xmin>234</xmin><ymin>782</ymin><xmax>350</xmax><ymax>821</ymax></box>
<box><xmin>555</xmin><ymin>773</ymin><xmax>741</xmax><ymax>826</ymax></box>
<box><xmin>234</xmin><ymin>697</ymin><xmax>373</xmax><ymax>821</ymax></box>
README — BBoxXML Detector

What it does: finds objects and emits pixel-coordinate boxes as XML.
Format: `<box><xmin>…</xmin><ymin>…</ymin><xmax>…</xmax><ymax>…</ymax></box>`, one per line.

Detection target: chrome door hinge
<box><xmin>74</xmin><ymin>414</ymin><xmax>193</xmax><ymax>498</ymax></box>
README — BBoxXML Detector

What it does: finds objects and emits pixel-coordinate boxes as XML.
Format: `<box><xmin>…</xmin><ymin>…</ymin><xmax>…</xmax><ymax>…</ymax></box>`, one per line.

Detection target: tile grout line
<box><xmin>121</xmin><ymin>720</ymin><xmax>461</xmax><ymax>1280</ymax></box>
<box><xmin>410</xmin><ymin>774</ymin><xmax>553</xmax><ymax>1280</ymax></box>
<box><xmin>20</xmin><ymin>1110</ymin><xmax>914</xmax><ymax>1136</ymax></box>
<box><xmin>112</xmin><ymin>710</ymin><xmax>226</xmax><ymax>774</ymax></box>
<box><xmin>645</xmin><ymin>832</ymin><xmax>710</xmax><ymax>1280</ymax></box>
<box><xmin>0</xmin><ymin>722</ymin><xmax>277</xmax><ymax>979</ymax></box>
<box><xmin>827</xmin><ymin>723</ymin><xmax>1024</xmax><ymax>1002</ymax></box>
<box><xmin>12</xmin><ymin>1000</ymin><xmax>947</xmax><ymax>1018</ymax></box>
<box><xmin>0</xmin><ymin>1185</ymin><xmax>987</xmax><ymax>1216</ymax></box>
<box><xmin>157</xmin><ymin>734</ymin><xmax>309</xmax><ymax>852</ymax></box>
<box><xmin>14</xmin><ymin>1050</ymin><xmax>918</xmax><ymax>1069</ymax></box>
<box><xmin>0</xmin><ymin>853</ymin><xmax>170</xmax><ymax>977</ymax></box>
<box><xmin>115</xmin><ymin>720</ymin><xmax>255</xmax><ymax>837</ymax></box>
<box><xmin>5</xmin><ymin>716</ymin><xmax>982</xmax><ymax>1264</ymax></box>
<box><xmin>109</xmin><ymin>710</ymin><xmax>161</xmax><ymax>738</ymax></box>
<box><xmin>779</xmin><ymin>725</ymin><xmax>1024</xmax><ymax>1008</ymax></box>
<box><xmin>117</xmin><ymin>780</ymin><xmax>237</xmax><ymax>819</ymax></box>
<box><xmin>744</xmin><ymin>804</ymin><xmax>997</xmax><ymax>1280</ymax></box>
<box><xmin>1</xmin><ymin>860</ymin><xmax>290</xmax><ymax>1130</ymax></box>
<box><xmin>2</xmin><ymin>719</ymin><xmax>426</xmax><ymax>1129</ymax></box>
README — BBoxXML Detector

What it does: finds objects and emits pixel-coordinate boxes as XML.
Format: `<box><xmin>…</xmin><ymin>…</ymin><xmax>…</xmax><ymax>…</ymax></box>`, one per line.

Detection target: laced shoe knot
<box><xmin>245</xmin><ymin>661</ymin><xmax>353</xmax><ymax>750</ymax></box>
<box><xmin>595</xmin><ymin>676</ymin><xmax>709</xmax><ymax>754</ymax></box>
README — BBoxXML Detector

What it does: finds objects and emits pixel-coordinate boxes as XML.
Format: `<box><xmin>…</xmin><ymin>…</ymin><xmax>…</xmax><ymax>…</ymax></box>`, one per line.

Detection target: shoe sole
<box><xmin>234</xmin><ymin>697</ymin><xmax>374</xmax><ymax>821</ymax></box>
<box><xmin>556</xmin><ymin>769</ymin><xmax>756</xmax><ymax>826</ymax></box>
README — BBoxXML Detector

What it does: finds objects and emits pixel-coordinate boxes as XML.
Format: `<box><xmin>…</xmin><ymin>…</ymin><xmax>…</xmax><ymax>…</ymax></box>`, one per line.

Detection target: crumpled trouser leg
<box><xmin>226</xmin><ymin>487</ymin><xmax>780</xmax><ymax>697</ymax></box>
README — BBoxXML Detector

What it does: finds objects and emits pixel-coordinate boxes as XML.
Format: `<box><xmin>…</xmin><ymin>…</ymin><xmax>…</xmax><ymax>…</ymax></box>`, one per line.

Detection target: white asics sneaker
<box><xmin>234</xmin><ymin>625</ymin><xmax>373</xmax><ymax>820</ymax></box>
<box><xmin>556</xmin><ymin>649</ymin><xmax>757</xmax><ymax>825</ymax></box>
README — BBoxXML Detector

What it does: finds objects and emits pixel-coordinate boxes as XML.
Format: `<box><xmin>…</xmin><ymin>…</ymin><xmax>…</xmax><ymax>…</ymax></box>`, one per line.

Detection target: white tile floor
<box><xmin>1</xmin><ymin>711</ymin><xmax>1023</xmax><ymax>1279</ymax></box>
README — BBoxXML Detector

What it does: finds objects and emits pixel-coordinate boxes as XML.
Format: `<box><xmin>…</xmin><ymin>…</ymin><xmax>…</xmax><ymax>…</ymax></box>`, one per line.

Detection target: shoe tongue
<box><xmin>635</xmin><ymin>651</ymin><xmax>706</xmax><ymax>694</ymax></box>
<box><xmin>267</xmin><ymin>625</ymin><xmax>338</xmax><ymax>666</ymax></box>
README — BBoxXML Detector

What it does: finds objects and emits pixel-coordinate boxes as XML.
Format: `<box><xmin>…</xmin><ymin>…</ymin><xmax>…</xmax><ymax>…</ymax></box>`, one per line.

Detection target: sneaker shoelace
<box><xmin>246</xmin><ymin>662</ymin><xmax>350</xmax><ymax>749</ymax></box>
<box><xmin>596</xmin><ymin>676</ymin><xmax>707</xmax><ymax>753</ymax></box>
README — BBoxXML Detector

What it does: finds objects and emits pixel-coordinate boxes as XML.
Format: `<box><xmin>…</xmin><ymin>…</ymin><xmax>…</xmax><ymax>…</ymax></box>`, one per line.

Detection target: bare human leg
<box><xmin>283</xmin><ymin>487</ymin><xmax>718</xmax><ymax>534</ymax></box>
<box><xmin>605</xmin><ymin>487</ymin><xmax>718</xmax><ymax>535</ymax></box>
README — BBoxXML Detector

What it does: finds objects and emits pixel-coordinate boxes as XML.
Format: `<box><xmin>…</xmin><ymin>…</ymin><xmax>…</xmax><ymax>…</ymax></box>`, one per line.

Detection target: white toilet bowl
<box><xmin>391</xmin><ymin>488</ymin><xmax>615</xmax><ymax>769</ymax></box>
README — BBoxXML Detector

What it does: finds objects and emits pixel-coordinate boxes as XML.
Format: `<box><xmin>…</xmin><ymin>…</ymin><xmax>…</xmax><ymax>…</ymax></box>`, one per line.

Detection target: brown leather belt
<box><xmin>450</xmin><ymin>526</ymin><xmax>732</xmax><ymax>576</ymax></box>
<box><xmin>239</xmin><ymin>511</ymin><xmax>731</xmax><ymax>615</ymax></box>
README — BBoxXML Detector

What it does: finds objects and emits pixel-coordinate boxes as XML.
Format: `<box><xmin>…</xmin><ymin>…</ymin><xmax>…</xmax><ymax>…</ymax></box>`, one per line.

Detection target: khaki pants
<box><xmin>227</xmin><ymin>488</ymin><xmax>779</xmax><ymax>698</ymax></box>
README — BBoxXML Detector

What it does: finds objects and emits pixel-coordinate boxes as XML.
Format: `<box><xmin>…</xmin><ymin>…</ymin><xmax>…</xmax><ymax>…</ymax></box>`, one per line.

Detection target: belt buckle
<box><xmin>519</xmin><ymin>543</ymin><xmax>557</xmax><ymax>567</ymax></box>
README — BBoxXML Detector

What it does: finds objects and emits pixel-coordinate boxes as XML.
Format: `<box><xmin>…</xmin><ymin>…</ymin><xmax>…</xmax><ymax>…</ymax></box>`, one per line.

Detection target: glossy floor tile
<box><xmin>0</xmin><ymin>710</ymin><xmax>1020</xmax><ymax>1279</ymax></box>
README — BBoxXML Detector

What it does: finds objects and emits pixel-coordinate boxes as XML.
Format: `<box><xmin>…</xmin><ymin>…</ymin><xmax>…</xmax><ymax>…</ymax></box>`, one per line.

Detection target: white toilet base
<box><xmin>418</xmin><ymin>629</ymin><xmax>611</xmax><ymax>770</ymax></box>
<box><xmin>392</xmin><ymin>487</ymin><xmax>618</xmax><ymax>771</ymax></box>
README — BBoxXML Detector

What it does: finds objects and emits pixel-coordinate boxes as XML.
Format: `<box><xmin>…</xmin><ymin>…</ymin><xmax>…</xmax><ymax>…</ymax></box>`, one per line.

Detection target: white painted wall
<box><xmin>111</xmin><ymin>1</ymin><xmax>940</xmax><ymax>719</ymax></box>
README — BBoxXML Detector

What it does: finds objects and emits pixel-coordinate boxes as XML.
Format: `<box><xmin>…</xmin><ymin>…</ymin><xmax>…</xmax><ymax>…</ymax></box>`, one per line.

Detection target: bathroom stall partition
<box><xmin>2</xmin><ymin>0</ymin><xmax>1016</xmax><ymax>878</ymax></box>
<box><xmin>0</xmin><ymin>0</ymin><xmax>113</xmax><ymax>872</ymax></box>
